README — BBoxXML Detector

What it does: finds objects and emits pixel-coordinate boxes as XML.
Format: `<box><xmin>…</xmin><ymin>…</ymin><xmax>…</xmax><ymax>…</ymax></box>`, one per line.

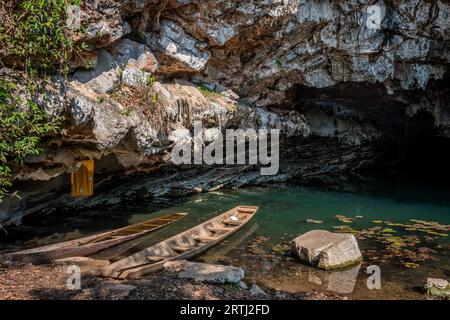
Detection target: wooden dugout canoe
<box><xmin>1</xmin><ymin>213</ymin><xmax>187</xmax><ymax>264</ymax></box>
<box><xmin>101</xmin><ymin>205</ymin><xmax>259</xmax><ymax>279</ymax></box>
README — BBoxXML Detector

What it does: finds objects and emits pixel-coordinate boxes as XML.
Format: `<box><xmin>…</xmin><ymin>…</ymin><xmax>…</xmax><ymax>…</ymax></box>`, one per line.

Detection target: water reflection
<box><xmin>308</xmin><ymin>263</ymin><xmax>361</xmax><ymax>294</ymax></box>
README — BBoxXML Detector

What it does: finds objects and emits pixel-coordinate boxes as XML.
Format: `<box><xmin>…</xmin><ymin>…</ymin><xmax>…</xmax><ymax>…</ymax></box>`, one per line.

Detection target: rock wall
<box><xmin>1</xmin><ymin>0</ymin><xmax>450</xmax><ymax>224</ymax></box>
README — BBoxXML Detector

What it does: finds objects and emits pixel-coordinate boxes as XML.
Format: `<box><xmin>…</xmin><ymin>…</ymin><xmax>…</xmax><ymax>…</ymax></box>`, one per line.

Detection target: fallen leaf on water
<box><xmin>306</xmin><ymin>219</ymin><xmax>323</xmax><ymax>224</ymax></box>
<box><xmin>335</xmin><ymin>215</ymin><xmax>355</xmax><ymax>223</ymax></box>
<box><xmin>403</xmin><ymin>262</ymin><xmax>420</xmax><ymax>268</ymax></box>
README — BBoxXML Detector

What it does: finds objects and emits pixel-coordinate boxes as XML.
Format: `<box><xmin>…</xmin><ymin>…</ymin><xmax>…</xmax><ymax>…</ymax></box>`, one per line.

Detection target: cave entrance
<box><xmin>285</xmin><ymin>80</ymin><xmax>450</xmax><ymax>184</ymax></box>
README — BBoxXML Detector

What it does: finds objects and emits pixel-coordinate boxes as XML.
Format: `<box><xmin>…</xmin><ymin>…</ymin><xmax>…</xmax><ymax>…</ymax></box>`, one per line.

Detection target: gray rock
<box><xmin>145</xmin><ymin>20</ymin><xmax>210</xmax><ymax>71</ymax></box>
<box><xmin>425</xmin><ymin>278</ymin><xmax>450</xmax><ymax>297</ymax></box>
<box><xmin>73</xmin><ymin>40</ymin><xmax>157</xmax><ymax>93</ymax></box>
<box><xmin>164</xmin><ymin>260</ymin><xmax>245</xmax><ymax>284</ymax></box>
<box><xmin>113</xmin><ymin>39</ymin><xmax>158</xmax><ymax>73</ymax></box>
<box><xmin>104</xmin><ymin>283</ymin><xmax>137</xmax><ymax>299</ymax></box>
<box><xmin>293</xmin><ymin>230</ymin><xmax>362</xmax><ymax>270</ymax></box>
<box><xmin>249</xmin><ymin>284</ymin><xmax>267</xmax><ymax>297</ymax></box>
<box><xmin>229</xmin><ymin>105</ymin><xmax>310</xmax><ymax>138</ymax></box>
<box><xmin>197</xmin><ymin>19</ymin><xmax>235</xmax><ymax>46</ymax></box>
<box><xmin>274</xmin><ymin>291</ymin><xmax>287</xmax><ymax>299</ymax></box>
<box><xmin>121</xmin><ymin>66</ymin><xmax>150</xmax><ymax>88</ymax></box>
<box><xmin>34</xmin><ymin>77</ymin><xmax>67</xmax><ymax>117</ymax></box>
<box><xmin>237</xmin><ymin>281</ymin><xmax>248</xmax><ymax>290</ymax></box>
<box><xmin>73</xmin><ymin>50</ymin><xmax>118</xmax><ymax>94</ymax></box>
<box><xmin>74</xmin><ymin>50</ymin><xmax>114</xmax><ymax>82</ymax></box>
<box><xmin>71</xmin><ymin>96</ymin><xmax>95</xmax><ymax>125</ymax></box>
<box><xmin>85</xmin><ymin>21</ymin><xmax>131</xmax><ymax>44</ymax></box>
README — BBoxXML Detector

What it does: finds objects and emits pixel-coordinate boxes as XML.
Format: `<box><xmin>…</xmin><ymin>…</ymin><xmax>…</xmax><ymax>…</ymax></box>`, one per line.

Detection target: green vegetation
<box><xmin>0</xmin><ymin>79</ymin><xmax>60</xmax><ymax>201</ymax></box>
<box><xmin>197</xmin><ymin>84</ymin><xmax>222</xmax><ymax>98</ymax></box>
<box><xmin>119</xmin><ymin>109</ymin><xmax>133</xmax><ymax>117</ymax></box>
<box><xmin>97</xmin><ymin>96</ymin><xmax>106</xmax><ymax>104</ymax></box>
<box><xmin>0</xmin><ymin>0</ymin><xmax>79</xmax><ymax>200</ymax></box>
<box><xmin>0</xmin><ymin>0</ymin><xmax>82</xmax><ymax>77</ymax></box>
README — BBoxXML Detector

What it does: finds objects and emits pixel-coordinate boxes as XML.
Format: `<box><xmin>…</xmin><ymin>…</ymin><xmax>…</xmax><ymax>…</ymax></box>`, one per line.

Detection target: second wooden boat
<box><xmin>1</xmin><ymin>213</ymin><xmax>187</xmax><ymax>264</ymax></box>
<box><xmin>101</xmin><ymin>205</ymin><xmax>259</xmax><ymax>279</ymax></box>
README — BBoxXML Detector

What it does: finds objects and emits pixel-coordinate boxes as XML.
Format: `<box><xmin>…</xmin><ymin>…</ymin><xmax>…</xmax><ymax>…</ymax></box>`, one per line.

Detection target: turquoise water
<box><xmin>114</xmin><ymin>183</ymin><xmax>450</xmax><ymax>251</ymax></box>
<box><xmin>2</xmin><ymin>181</ymin><xmax>450</xmax><ymax>299</ymax></box>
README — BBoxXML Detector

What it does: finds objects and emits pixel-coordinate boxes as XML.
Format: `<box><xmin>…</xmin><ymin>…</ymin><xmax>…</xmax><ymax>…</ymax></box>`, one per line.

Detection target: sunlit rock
<box><xmin>145</xmin><ymin>20</ymin><xmax>211</xmax><ymax>72</ymax></box>
<box><xmin>293</xmin><ymin>230</ymin><xmax>362</xmax><ymax>270</ymax></box>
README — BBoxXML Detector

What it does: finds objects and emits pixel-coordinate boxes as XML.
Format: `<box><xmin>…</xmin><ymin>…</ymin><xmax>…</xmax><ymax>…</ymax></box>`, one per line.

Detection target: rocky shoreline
<box><xmin>2</xmin><ymin>219</ymin><xmax>448</xmax><ymax>300</ymax></box>
<box><xmin>0</xmin><ymin>261</ymin><xmax>347</xmax><ymax>300</ymax></box>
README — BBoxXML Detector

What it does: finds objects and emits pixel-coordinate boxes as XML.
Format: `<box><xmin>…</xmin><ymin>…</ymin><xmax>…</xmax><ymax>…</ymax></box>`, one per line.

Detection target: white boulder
<box><xmin>293</xmin><ymin>230</ymin><xmax>362</xmax><ymax>270</ymax></box>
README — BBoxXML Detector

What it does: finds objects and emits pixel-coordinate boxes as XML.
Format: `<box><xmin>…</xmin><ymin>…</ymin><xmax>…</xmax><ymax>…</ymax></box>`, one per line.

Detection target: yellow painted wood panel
<box><xmin>71</xmin><ymin>160</ymin><xmax>94</xmax><ymax>197</ymax></box>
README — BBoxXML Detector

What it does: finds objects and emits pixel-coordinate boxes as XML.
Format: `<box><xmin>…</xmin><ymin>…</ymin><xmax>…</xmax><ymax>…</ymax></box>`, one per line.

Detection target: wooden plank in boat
<box><xmin>208</xmin><ymin>226</ymin><xmax>233</xmax><ymax>232</ymax></box>
<box><xmin>146</xmin><ymin>256</ymin><xmax>165</xmax><ymax>262</ymax></box>
<box><xmin>171</xmin><ymin>245</ymin><xmax>192</xmax><ymax>252</ymax></box>
<box><xmin>237</xmin><ymin>208</ymin><xmax>256</xmax><ymax>213</ymax></box>
<box><xmin>192</xmin><ymin>236</ymin><xmax>219</xmax><ymax>242</ymax></box>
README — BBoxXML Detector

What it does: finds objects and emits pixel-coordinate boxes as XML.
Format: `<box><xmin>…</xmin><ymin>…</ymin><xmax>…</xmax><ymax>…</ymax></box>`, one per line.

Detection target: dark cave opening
<box><xmin>284</xmin><ymin>80</ymin><xmax>450</xmax><ymax>184</ymax></box>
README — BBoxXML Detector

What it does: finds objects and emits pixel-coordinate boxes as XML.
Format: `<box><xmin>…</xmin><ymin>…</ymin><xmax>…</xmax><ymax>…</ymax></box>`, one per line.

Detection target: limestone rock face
<box><xmin>293</xmin><ymin>230</ymin><xmax>362</xmax><ymax>270</ymax></box>
<box><xmin>2</xmin><ymin>1</ymin><xmax>450</xmax><ymax>225</ymax></box>
<box><xmin>145</xmin><ymin>19</ymin><xmax>211</xmax><ymax>72</ymax></box>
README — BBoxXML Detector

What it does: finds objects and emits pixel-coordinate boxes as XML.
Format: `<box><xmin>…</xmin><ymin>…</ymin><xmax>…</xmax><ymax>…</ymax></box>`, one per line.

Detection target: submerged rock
<box><xmin>425</xmin><ymin>278</ymin><xmax>450</xmax><ymax>297</ymax></box>
<box><xmin>293</xmin><ymin>230</ymin><xmax>362</xmax><ymax>270</ymax></box>
<box><xmin>163</xmin><ymin>260</ymin><xmax>244</xmax><ymax>284</ymax></box>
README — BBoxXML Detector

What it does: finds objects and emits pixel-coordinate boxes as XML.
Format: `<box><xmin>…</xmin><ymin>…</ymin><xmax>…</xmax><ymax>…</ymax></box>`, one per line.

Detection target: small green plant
<box><xmin>275</xmin><ymin>58</ymin><xmax>282</xmax><ymax>66</ymax></box>
<box><xmin>147</xmin><ymin>74</ymin><xmax>156</xmax><ymax>86</ymax></box>
<box><xmin>223</xmin><ymin>282</ymin><xmax>241</xmax><ymax>292</ymax></box>
<box><xmin>97</xmin><ymin>96</ymin><xmax>106</xmax><ymax>104</ymax></box>
<box><xmin>150</xmin><ymin>93</ymin><xmax>159</xmax><ymax>104</ymax></box>
<box><xmin>119</xmin><ymin>109</ymin><xmax>133</xmax><ymax>116</ymax></box>
<box><xmin>116</xmin><ymin>64</ymin><xmax>126</xmax><ymax>92</ymax></box>
<box><xmin>197</xmin><ymin>84</ymin><xmax>222</xmax><ymax>98</ymax></box>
